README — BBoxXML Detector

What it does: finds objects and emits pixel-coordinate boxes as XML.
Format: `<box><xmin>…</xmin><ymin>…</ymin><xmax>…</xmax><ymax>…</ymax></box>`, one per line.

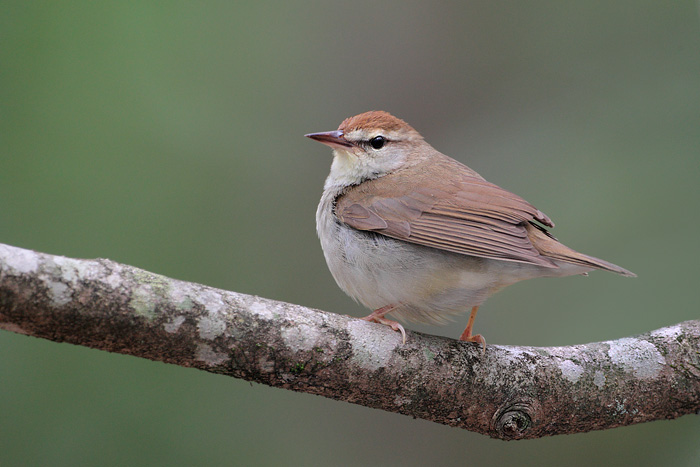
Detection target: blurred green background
<box><xmin>2</xmin><ymin>1</ymin><xmax>699</xmax><ymax>465</ymax></box>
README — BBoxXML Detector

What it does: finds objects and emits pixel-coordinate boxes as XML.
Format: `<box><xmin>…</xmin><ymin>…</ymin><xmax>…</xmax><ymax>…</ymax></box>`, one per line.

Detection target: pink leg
<box><xmin>361</xmin><ymin>305</ymin><xmax>407</xmax><ymax>344</ymax></box>
<box><xmin>459</xmin><ymin>306</ymin><xmax>486</xmax><ymax>352</ymax></box>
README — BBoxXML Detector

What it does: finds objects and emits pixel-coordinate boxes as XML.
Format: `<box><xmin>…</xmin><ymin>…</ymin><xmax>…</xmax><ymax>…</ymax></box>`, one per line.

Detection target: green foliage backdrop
<box><xmin>2</xmin><ymin>2</ymin><xmax>699</xmax><ymax>465</ymax></box>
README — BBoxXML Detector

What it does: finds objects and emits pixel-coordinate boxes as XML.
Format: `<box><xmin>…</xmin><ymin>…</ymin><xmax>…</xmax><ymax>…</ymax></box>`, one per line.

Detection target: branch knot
<box><xmin>493</xmin><ymin>399</ymin><xmax>540</xmax><ymax>440</ymax></box>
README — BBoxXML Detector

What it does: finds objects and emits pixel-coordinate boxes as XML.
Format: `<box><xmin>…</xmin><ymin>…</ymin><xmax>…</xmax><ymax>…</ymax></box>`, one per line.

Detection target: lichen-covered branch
<box><xmin>0</xmin><ymin>242</ymin><xmax>698</xmax><ymax>439</ymax></box>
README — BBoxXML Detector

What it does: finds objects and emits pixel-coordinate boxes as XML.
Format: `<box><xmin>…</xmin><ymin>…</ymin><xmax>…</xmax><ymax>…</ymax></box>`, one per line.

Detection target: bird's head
<box><xmin>306</xmin><ymin>111</ymin><xmax>429</xmax><ymax>188</ymax></box>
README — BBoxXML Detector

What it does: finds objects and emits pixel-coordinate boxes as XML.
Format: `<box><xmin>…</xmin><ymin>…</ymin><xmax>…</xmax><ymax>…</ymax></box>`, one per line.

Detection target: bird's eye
<box><xmin>369</xmin><ymin>136</ymin><xmax>386</xmax><ymax>150</ymax></box>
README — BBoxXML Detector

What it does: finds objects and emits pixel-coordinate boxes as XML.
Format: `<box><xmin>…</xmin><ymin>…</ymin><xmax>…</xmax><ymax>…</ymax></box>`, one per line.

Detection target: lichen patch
<box><xmin>485</xmin><ymin>347</ymin><xmax>539</xmax><ymax>387</ymax></box>
<box><xmin>198</xmin><ymin>315</ymin><xmax>226</xmax><ymax>340</ymax></box>
<box><xmin>51</xmin><ymin>256</ymin><xmax>84</xmax><ymax>284</ymax></box>
<box><xmin>164</xmin><ymin>315</ymin><xmax>186</xmax><ymax>334</ymax></box>
<box><xmin>650</xmin><ymin>324</ymin><xmax>684</xmax><ymax>341</ymax></box>
<box><xmin>593</xmin><ymin>370</ymin><xmax>606</xmax><ymax>388</ymax></box>
<box><xmin>560</xmin><ymin>360</ymin><xmax>584</xmax><ymax>384</ymax></box>
<box><xmin>130</xmin><ymin>285</ymin><xmax>156</xmax><ymax>320</ymax></box>
<box><xmin>249</xmin><ymin>301</ymin><xmax>275</xmax><ymax>320</ymax></box>
<box><xmin>195</xmin><ymin>343</ymin><xmax>227</xmax><ymax>366</ymax></box>
<box><xmin>48</xmin><ymin>280</ymin><xmax>72</xmax><ymax>306</ymax></box>
<box><xmin>0</xmin><ymin>244</ymin><xmax>39</xmax><ymax>275</ymax></box>
<box><xmin>281</xmin><ymin>323</ymin><xmax>321</xmax><ymax>352</ymax></box>
<box><xmin>192</xmin><ymin>288</ymin><xmax>225</xmax><ymax>315</ymax></box>
<box><xmin>607</xmin><ymin>338</ymin><xmax>665</xmax><ymax>378</ymax></box>
<box><xmin>100</xmin><ymin>264</ymin><xmax>124</xmax><ymax>290</ymax></box>
<box><xmin>347</xmin><ymin>320</ymin><xmax>399</xmax><ymax>371</ymax></box>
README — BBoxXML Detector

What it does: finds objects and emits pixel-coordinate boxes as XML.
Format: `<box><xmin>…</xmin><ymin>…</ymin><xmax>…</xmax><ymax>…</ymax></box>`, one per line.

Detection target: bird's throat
<box><xmin>324</xmin><ymin>150</ymin><xmax>370</xmax><ymax>190</ymax></box>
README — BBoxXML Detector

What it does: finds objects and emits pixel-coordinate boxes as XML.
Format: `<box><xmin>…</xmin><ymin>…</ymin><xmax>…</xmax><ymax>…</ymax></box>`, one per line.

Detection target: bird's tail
<box><xmin>526</xmin><ymin>223</ymin><xmax>636</xmax><ymax>277</ymax></box>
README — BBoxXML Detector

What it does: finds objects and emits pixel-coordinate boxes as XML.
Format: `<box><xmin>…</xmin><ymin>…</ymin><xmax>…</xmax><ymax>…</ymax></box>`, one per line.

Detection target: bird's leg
<box><xmin>361</xmin><ymin>305</ymin><xmax>406</xmax><ymax>344</ymax></box>
<box><xmin>459</xmin><ymin>306</ymin><xmax>486</xmax><ymax>352</ymax></box>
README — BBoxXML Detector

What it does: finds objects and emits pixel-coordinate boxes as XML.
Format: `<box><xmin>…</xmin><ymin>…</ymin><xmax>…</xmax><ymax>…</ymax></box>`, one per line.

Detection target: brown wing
<box><xmin>335</xmin><ymin>153</ymin><xmax>559</xmax><ymax>268</ymax></box>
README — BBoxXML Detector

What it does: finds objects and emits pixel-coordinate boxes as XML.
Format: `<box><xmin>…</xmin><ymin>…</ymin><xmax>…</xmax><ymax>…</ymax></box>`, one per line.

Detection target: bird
<box><xmin>306</xmin><ymin>111</ymin><xmax>635</xmax><ymax>348</ymax></box>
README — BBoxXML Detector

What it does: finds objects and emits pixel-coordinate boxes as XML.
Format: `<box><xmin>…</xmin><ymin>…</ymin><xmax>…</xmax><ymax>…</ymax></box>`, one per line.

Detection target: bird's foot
<box><xmin>361</xmin><ymin>306</ymin><xmax>406</xmax><ymax>344</ymax></box>
<box><xmin>459</xmin><ymin>306</ymin><xmax>486</xmax><ymax>353</ymax></box>
<box><xmin>459</xmin><ymin>330</ymin><xmax>486</xmax><ymax>353</ymax></box>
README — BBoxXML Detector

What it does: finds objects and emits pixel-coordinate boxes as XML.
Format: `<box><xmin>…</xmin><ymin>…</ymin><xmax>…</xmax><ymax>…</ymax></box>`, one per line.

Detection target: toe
<box><xmin>460</xmin><ymin>333</ymin><xmax>486</xmax><ymax>353</ymax></box>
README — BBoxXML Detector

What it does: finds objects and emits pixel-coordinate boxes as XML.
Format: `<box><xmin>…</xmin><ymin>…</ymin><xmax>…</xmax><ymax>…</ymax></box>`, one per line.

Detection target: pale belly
<box><xmin>317</xmin><ymin>195</ymin><xmax>584</xmax><ymax>324</ymax></box>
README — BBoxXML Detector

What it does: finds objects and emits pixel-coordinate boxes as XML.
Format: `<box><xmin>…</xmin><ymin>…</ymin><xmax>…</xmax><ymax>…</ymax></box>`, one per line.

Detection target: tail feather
<box><xmin>526</xmin><ymin>223</ymin><xmax>636</xmax><ymax>277</ymax></box>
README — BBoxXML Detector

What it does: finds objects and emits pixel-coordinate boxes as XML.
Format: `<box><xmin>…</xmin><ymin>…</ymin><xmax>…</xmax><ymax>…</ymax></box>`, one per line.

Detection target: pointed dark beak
<box><xmin>305</xmin><ymin>130</ymin><xmax>354</xmax><ymax>149</ymax></box>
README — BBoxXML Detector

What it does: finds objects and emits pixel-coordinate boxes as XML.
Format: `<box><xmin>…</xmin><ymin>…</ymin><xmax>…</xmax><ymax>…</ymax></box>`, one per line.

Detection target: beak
<box><xmin>305</xmin><ymin>130</ymin><xmax>354</xmax><ymax>150</ymax></box>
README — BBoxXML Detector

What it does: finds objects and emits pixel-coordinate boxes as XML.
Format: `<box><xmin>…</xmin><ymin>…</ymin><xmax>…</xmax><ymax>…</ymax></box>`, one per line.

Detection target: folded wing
<box><xmin>335</xmin><ymin>154</ymin><xmax>559</xmax><ymax>268</ymax></box>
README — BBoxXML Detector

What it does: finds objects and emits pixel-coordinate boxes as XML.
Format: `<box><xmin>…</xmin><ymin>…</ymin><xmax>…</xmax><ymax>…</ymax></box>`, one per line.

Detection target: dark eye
<box><xmin>369</xmin><ymin>135</ymin><xmax>386</xmax><ymax>150</ymax></box>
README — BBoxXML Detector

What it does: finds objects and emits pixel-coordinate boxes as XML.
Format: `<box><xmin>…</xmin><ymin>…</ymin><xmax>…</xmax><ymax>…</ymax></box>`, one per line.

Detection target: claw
<box><xmin>382</xmin><ymin>318</ymin><xmax>406</xmax><ymax>344</ymax></box>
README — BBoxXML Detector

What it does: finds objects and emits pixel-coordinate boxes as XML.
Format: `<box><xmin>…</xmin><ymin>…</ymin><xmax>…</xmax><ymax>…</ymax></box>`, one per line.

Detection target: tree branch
<box><xmin>0</xmin><ymin>242</ymin><xmax>697</xmax><ymax>439</ymax></box>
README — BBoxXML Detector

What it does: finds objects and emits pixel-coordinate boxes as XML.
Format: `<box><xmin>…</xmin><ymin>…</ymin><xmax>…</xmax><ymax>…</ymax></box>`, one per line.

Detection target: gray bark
<box><xmin>0</xmin><ymin>242</ymin><xmax>698</xmax><ymax>440</ymax></box>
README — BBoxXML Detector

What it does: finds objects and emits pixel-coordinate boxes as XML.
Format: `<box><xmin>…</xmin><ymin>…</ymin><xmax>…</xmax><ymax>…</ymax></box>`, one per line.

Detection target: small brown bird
<box><xmin>307</xmin><ymin>111</ymin><xmax>635</xmax><ymax>347</ymax></box>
